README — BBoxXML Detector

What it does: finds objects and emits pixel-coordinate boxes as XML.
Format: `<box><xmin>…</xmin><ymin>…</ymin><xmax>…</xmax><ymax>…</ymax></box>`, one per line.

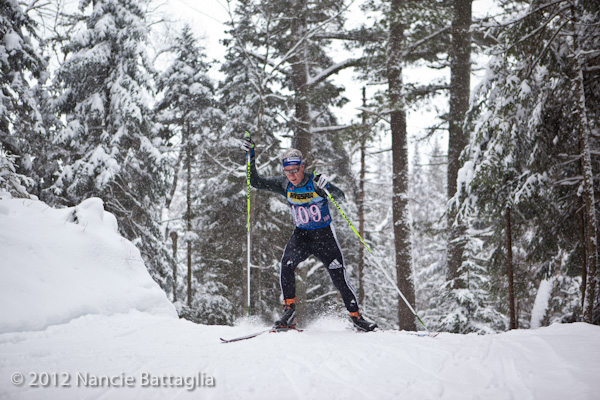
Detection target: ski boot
<box><xmin>274</xmin><ymin>298</ymin><xmax>297</xmax><ymax>330</ymax></box>
<box><xmin>350</xmin><ymin>311</ymin><xmax>378</xmax><ymax>332</ymax></box>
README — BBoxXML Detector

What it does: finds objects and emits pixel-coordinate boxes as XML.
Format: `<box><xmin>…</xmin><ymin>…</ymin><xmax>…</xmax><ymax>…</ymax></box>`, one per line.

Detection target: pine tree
<box><xmin>52</xmin><ymin>0</ymin><xmax>172</xmax><ymax>290</ymax></box>
<box><xmin>204</xmin><ymin>0</ymin><xmax>291</xmax><ymax>321</ymax></box>
<box><xmin>0</xmin><ymin>0</ymin><xmax>52</xmax><ymax>198</ymax></box>
<box><xmin>354</xmin><ymin>0</ymin><xmax>455</xmax><ymax>329</ymax></box>
<box><xmin>410</xmin><ymin>141</ymin><xmax>447</xmax><ymax>326</ymax></box>
<box><xmin>154</xmin><ymin>24</ymin><xmax>226</xmax><ymax>322</ymax></box>
<box><xmin>456</xmin><ymin>0</ymin><xmax>600</xmax><ymax>328</ymax></box>
<box><xmin>0</xmin><ymin>149</ymin><xmax>31</xmax><ymax>197</ymax></box>
<box><xmin>384</xmin><ymin>0</ymin><xmax>415</xmax><ymax>330</ymax></box>
<box><xmin>357</xmin><ymin>0</ymin><xmax>450</xmax><ymax>330</ymax></box>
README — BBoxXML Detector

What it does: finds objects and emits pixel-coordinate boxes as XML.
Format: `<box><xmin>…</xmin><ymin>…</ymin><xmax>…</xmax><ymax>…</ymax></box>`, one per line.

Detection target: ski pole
<box><xmin>368</xmin><ymin>253</ymin><xmax>429</xmax><ymax>332</ymax></box>
<box><xmin>316</xmin><ymin>172</ymin><xmax>429</xmax><ymax>332</ymax></box>
<box><xmin>245</xmin><ymin>131</ymin><xmax>252</xmax><ymax>317</ymax></box>
<box><xmin>315</xmin><ymin>172</ymin><xmax>372</xmax><ymax>253</ymax></box>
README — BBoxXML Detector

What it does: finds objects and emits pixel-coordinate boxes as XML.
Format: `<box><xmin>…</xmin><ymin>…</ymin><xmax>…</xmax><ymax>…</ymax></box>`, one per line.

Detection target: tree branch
<box><xmin>306</xmin><ymin>58</ymin><xmax>363</xmax><ymax>88</ymax></box>
<box><xmin>313</xmin><ymin>28</ymin><xmax>386</xmax><ymax>42</ymax></box>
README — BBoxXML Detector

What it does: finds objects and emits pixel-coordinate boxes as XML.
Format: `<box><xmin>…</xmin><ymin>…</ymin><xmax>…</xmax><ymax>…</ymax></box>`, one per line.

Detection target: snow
<box><xmin>0</xmin><ymin>194</ymin><xmax>176</xmax><ymax>334</ymax></box>
<box><xmin>2</xmin><ymin>316</ymin><xmax>599</xmax><ymax>400</ymax></box>
<box><xmin>1</xmin><ymin>194</ymin><xmax>600</xmax><ymax>399</ymax></box>
<box><xmin>531</xmin><ymin>278</ymin><xmax>555</xmax><ymax>329</ymax></box>
<box><xmin>3</xmin><ymin>32</ymin><xmax>22</xmax><ymax>52</ymax></box>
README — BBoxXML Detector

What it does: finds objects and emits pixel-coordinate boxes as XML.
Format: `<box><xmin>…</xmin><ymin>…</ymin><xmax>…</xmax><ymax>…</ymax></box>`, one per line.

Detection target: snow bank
<box><xmin>0</xmin><ymin>193</ymin><xmax>176</xmax><ymax>334</ymax></box>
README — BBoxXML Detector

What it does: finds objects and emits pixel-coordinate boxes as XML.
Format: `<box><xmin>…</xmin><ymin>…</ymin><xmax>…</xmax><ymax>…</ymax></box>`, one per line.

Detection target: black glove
<box><xmin>241</xmin><ymin>137</ymin><xmax>255</xmax><ymax>157</ymax></box>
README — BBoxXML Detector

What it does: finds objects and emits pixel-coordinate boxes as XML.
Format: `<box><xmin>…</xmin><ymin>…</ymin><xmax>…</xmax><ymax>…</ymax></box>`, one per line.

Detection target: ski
<box><xmin>404</xmin><ymin>331</ymin><xmax>439</xmax><ymax>338</ymax></box>
<box><xmin>219</xmin><ymin>329</ymin><xmax>271</xmax><ymax>343</ymax></box>
<box><xmin>388</xmin><ymin>330</ymin><xmax>439</xmax><ymax>338</ymax></box>
<box><xmin>371</xmin><ymin>329</ymin><xmax>439</xmax><ymax>338</ymax></box>
<box><xmin>220</xmin><ymin>327</ymin><xmax>302</xmax><ymax>343</ymax></box>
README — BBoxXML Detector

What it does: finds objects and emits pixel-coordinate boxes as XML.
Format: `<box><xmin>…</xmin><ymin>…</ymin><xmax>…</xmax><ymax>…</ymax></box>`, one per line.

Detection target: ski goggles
<box><xmin>284</xmin><ymin>167</ymin><xmax>301</xmax><ymax>175</ymax></box>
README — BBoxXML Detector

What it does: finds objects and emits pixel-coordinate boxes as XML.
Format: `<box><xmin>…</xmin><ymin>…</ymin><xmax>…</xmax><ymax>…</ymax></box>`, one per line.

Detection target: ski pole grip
<box><xmin>243</xmin><ymin>131</ymin><xmax>254</xmax><ymax>157</ymax></box>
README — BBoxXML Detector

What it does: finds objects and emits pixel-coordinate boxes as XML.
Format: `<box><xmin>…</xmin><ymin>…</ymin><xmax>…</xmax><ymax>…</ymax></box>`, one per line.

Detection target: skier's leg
<box><xmin>279</xmin><ymin>228</ymin><xmax>310</xmax><ymax>301</ymax></box>
<box><xmin>327</xmin><ymin>265</ymin><xmax>360</xmax><ymax>313</ymax></box>
<box><xmin>313</xmin><ymin>225</ymin><xmax>360</xmax><ymax>313</ymax></box>
<box><xmin>313</xmin><ymin>226</ymin><xmax>377</xmax><ymax>331</ymax></box>
<box><xmin>275</xmin><ymin>229</ymin><xmax>310</xmax><ymax>328</ymax></box>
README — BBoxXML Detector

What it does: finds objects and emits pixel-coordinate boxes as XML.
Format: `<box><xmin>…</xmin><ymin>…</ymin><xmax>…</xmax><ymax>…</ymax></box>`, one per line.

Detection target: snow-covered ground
<box><xmin>1</xmin><ymin>194</ymin><xmax>599</xmax><ymax>400</ymax></box>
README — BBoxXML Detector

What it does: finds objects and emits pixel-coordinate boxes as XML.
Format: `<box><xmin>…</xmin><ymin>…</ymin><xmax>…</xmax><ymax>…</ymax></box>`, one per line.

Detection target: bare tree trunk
<box><xmin>288</xmin><ymin>0</ymin><xmax>310</xmax><ymax>324</ymax></box>
<box><xmin>506</xmin><ymin>207</ymin><xmax>516</xmax><ymax>330</ymax></box>
<box><xmin>358</xmin><ymin>87</ymin><xmax>367</xmax><ymax>305</ymax></box>
<box><xmin>166</xmin><ymin>148</ymin><xmax>184</xmax><ymax>210</ymax></box>
<box><xmin>446</xmin><ymin>0</ymin><xmax>472</xmax><ymax>287</ymax></box>
<box><xmin>290</xmin><ymin>0</ymin><xmax>311</xmax><ymax>164</ymax></box>
<box><xmin>580</xmin><ymin>198</ymin><xmax>587</xmax><ymax>309</ymax></box>
<box><xmin>387</xmin><ymin>0</ymin><xmax>415</xmax><ymax>331</ymax></box>
<box><xmin>164</xmin><ymin>148</ymin><xmax>184</xmax><ymax>240</ymax></box>
<box><xmin>575</xmin><ymin>51</ymin><xmax>598</xmax><ymax>324</ymax></box>
<box><xmin>185</xmin><ymin>124</ymin><xmax>193</xmax><ymax>308</ymax></box>
<box><xmin>246</xmin><ymin>189</ymin><xmax>257</xmax><ymax>316</ymax></box>
<box><xmin>570</xmin><ymin>6</ymin><xmax>598</xmax><ymax>322</ymax></box>
<box><xmin>171</xmin><ymin>231</ymin><xmax>178</xmax><ymax>303</ymax></box>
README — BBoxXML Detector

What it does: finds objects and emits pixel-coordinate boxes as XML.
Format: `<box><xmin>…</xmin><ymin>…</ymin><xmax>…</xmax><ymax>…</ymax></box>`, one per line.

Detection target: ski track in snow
<box><xmin>1</xmin><ymin>314</ymin><xmax>599</xmax><ymax>400</ymax></box>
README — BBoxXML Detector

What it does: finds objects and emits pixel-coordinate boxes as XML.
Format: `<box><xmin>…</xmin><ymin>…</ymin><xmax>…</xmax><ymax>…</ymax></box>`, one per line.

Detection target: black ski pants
<box><xmin>280</xmin><ymin>225</ymin><xmax>360</xmax><ymax>313</ymax></box>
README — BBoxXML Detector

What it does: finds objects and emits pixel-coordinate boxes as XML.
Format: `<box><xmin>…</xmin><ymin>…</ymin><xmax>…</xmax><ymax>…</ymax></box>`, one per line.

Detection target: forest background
<box><xmin>1</xmin><ymin>0</ymin><xmax>599</xmax><ymax>333</ymax></box>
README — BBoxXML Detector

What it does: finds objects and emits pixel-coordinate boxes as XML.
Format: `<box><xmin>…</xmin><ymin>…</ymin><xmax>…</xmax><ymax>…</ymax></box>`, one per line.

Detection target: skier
<box><xmin>242</xmin><ymin>137</ymin><xmax>377</xmax><ymax>332</ymax></box>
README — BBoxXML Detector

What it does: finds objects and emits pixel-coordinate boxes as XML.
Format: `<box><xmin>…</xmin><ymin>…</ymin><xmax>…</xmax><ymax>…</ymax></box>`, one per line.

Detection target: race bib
<box><xmin>287</xmin><ymin>177</ymin><xmax>332</xmax><ymax>230</ymax></box>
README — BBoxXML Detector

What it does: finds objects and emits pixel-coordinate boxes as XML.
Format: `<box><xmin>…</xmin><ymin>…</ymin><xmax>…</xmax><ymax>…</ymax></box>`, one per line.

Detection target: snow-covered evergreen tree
<box><xmin>358</xmin><ymin>146</ymin><xmax>400</xmax><ymax>328</ymax></box>
<box><xmin>410</xmin><ymin>141</ymin><xmax>447</xmax><ymax>327</ymax></box>
<box><xmin>454</xmin><ymin>0</ymin><xmax>600</xmax><ymax>328</ymax></box>
<box><xmin>0</xmin><ymin>0</ymin><xmax>52</xmax><ymax>198</ymax></box>
<box><xmin>437</xmin><ymin>220</ymin><xmax>509</xmax><ymax>333</ymax></box>
<box><xmin>199</xmin><ymin>0</ymin><xmax>290</xmax><ymax>322</ymax></box>
<box><xmin>0</xmin><ymin>148</ymin><xmax>32</xmax><ymax>197</ymax></box>
<box><xmin>155</xmin><ymin>24</ymin><xmax>227</xmax><ymax>323</ymax></box>
<box><xmin>51</xmin><ymin>0</ymin><xmax>172</xmax><ymax>289</ymax></box>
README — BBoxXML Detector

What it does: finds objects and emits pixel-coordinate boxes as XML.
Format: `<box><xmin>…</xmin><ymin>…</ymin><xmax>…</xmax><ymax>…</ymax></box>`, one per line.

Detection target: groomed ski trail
<box><xmin>2</xmin><ymin>313</ymin><xmax>599</xmax><ymax>400</ymax></box>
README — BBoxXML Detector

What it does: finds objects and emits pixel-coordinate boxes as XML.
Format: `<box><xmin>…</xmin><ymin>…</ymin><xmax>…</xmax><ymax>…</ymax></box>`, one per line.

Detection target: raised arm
<box><xmin>242</xmin><ymin>137</ymin><xmax>287</xmax><ymax>196</ymax></box>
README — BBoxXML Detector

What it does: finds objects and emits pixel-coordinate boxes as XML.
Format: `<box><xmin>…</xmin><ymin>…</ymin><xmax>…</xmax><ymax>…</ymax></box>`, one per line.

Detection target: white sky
<box><xmin>165</xmin><ymin>0</ymin><xmax>230</xmax><ymax>63</ymax></box>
